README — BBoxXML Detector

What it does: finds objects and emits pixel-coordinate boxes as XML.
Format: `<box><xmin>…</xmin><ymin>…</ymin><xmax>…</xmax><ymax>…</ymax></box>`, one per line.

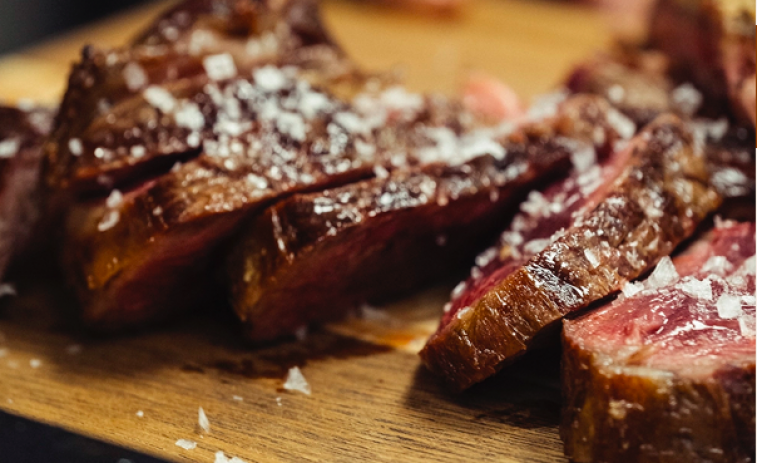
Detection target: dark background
<box><xmin>0</xmin><ymin>0</ymin><xmax>151</xmax><ymax>54</ymax></box>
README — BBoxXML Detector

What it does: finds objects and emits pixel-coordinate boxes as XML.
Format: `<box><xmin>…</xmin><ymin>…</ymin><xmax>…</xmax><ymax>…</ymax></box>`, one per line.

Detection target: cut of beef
<box><xmin>0</xmin><ymin>105</ymin><xmax>52</xmax><ymax>281</ymax></box>
<box><xmin>561</xmin><ymin>221</ymin><xmax>755</xmax><ymax>463</ymax></box>
<box><xmin>225</xmin><ymin>95</ymin><xmax>630</xmax><ymax>342</ymax></box>
<box><xmin>420</xmin><ymin>115</ymin><xmax>721</xmax><ymax>391</ymax></box>
<box><xmin>649</xmin><ymin>0</ymin><xmax>756</xmax><ymax>126</ymax></box>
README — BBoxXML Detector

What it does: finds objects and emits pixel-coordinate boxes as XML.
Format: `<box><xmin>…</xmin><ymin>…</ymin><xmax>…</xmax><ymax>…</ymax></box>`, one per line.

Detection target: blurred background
<box><xmin>0</xmin><ymin>0</ymin><xmax>151</xmax><ymax>54</ymax></box>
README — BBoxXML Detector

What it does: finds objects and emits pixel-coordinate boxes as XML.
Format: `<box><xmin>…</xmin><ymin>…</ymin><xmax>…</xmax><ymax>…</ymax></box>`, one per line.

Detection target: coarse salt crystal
<box><xmin>175</xmin><ymin>439</ymin><xmax>196</xmax><ymax>450</ymax></box>
<box><xmin>283</xmin><ymin>366</ymin><xmax>311</xmax><ymax>395</ymax></box>
<box><xmin>716</xmin><ymin>294</ymin><xmax>743</xmax><ymax>319</ymax></box>
<box><xmin>97</xmin><ymin>210</ymin><xmax>120</xmax><ymax>232</ymax></box>
<box><xmin>738</xmin><ymin>313</ymin><xmax>755</xmax><ymax>338</ymax></box>
<box><xmin>584</xmin><ymin>249</ymin><xmax>600</xmax><ymax>268</ymax></box>
<box><xmin>130</xmin><ymin>145</ymin><xmax>146</xmax><ymax>158</ymax></box>
<box><xmin>0</xmin><ymin>139</ymin><xmax>19</xmax><ymax>158</ymax></box>
<box><xmin>123</xmin><ymin>62</ymin><xmax>148</xmax><ymax>91</ymax></box>
<box><xmin>621</xmin><ymin>281</ymin><xmax>643</xmax><ymax>298</ymax></box>
<box><xmin>451</xmin><ymin>281</ymin><xmax>467</xmax><ymax>300</ymax></box>
<box><xmin>276</xmin><ymin>112</ymin><xmax>307</xmax><ymax>142</ymax></box>
<box><xmin>606</xmin><ymin>108</ymin><xmax>636</xmax><ymax>140</ymax></box>
<box><xmin>646</xmin><ymin>257</ymin><xmax>679</xmax><ymax>289</ymax></box>
<box><xmin>671</xmin><ymin>83</ymin><xmax>703</xmax><ymax>117</ymax></box>
<box><xmin>254</xmin><ymin>66</ymin><xmax>287</xmax><ymax>92</ymax></box>
<box><xmin>136</xmin><ymin>410</ymin><xmax>144</xmax><ymax>418</ymax></box>
<box><xmin>701</xmin><ymin>255</ymin><xmax>733</xmax><ymax>276</ymax></box>
<box><xmin>607</xmin><ymin>84</ymin><xmax>625</xmax><ymax>103</ymax></box>
<box><xmin>174</xmin><ymin>102</ymin><xmax>205</xmax><ymax>131</ymax></box>
<box><xmin>523</xmin><ymin>238</ymin><xmax>551</xmax><ymax>255</ymax></box>
<box><xmin>143</xmin><ymin>86</ymin><xmax>176</xmax><ymax>113</ymax></box>
<box><xmin>203</xmin><ymin>54</ymin><xmax>237</xmax><ymax>81</ymax></box>
<box><xmin>570</xmin><ymin>144</ymin><xmax>597</xmax><ymax>172</ymax></box>
<box><xmin>106</xmin><ymin>189</ymin><xmax>123</xmax><ymax>209</ymax></box>
<box><xmin>0</xmin><ymin>283</ymin><xmax>16</xmax><ymax>298</ymax></box>
<box><xmin>198</xmin><ymin>406</ymin><xmax>210</xmax><ymax>433</ymax></box>
<box><xmin>68</xmin><ymin>138</ymin><xmax>83</xmax><ymax>156</ymax></box>
<box><xmin>678</xmin><ymin>277</ymin><xmax>713</xmax><ymax>301</ymax></box>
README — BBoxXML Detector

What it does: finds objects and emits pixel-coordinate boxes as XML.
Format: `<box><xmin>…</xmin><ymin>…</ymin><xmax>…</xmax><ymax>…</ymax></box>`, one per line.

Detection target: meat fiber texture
<box><xmin>566</xmin><ymin>51</ymin><xmax>755</xmax><ymax>200</ymax></box>
<box><xmin>0</xmin><ymin>105</ymin><xmax>53</xmax><ymax>281</ymax></box>
<box><xmin>649</xmin><ymin>0</ymin><xmax>756</xmax><ymax>126</ymax></box>
<box><xmin>420</xmin><ymin>114</ymin><xmax>721</xmax><ymax>391</ymax></box>
<box><xmin>225</xmin><ymin>95</ymin><xmax>629</xmax><ymax>342</ymax></box>
<box><xmin>561</xmin><ymin>221</ymin><xmax>756</xmax><ymax>463</ymax></box>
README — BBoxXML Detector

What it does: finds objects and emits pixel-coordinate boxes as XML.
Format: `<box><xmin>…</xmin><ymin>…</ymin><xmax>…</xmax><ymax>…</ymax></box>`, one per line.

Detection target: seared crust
<box><xmin>224</xmin><ymin>95</ymin><xmax>629</xmax><ymax>342</ymax></box>
<box><xmin>561</xmin><ymin>223</ymin><xmax>756</xmax><ymax>462</ymax></box>
<box><xmin>420</xmin><ymin>115</ymin><xmax>721</xmax><ymax>391</ymax></box>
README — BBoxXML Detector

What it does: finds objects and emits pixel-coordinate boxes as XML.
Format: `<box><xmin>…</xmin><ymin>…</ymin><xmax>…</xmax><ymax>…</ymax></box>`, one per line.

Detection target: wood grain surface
<box><xmin>0</xmin><ymin>1</ymin><xmax>611</xmax><ymax>461</ymax></box>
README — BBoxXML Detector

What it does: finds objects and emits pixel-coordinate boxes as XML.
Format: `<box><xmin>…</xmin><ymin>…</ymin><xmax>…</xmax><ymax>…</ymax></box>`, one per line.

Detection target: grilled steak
<box><xmin>649</xmin><ymin>0</ymin><xmax>756</xmax><ymax>126</ymax></box>
<box><xmin>0</xmin><ymin>105</ymin><xmax>52</xmax><ymax>281</ymax></box>
<box><xmin>561</xmin><ymin>221</ymin><xmax>756</xmax><ymax>463</ymax></box>
<box><xmin>225</xmin><ymin>95</ymin><xmax>628</xmax><ymax>342</ymax></box>
<box><xmin>420</xmin><ymin>115</ymin><xmax>721</xmax><ymax>391</ymax></box>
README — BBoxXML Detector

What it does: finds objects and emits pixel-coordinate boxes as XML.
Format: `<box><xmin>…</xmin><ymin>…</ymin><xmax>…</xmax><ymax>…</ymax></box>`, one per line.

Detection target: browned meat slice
<box><xmin>561</xmin><ymin>221</ymin><xmax>755</xmax><ymax>463</ymax></box>
<box><xmin>649</xmin><ymin>0</ymin><xmax>756</xmax><ymax>126</ymax></box>
<box><xmin>419</xmin><ymin>115</ymin><xmax>721</xmax><ymax>391</ymax></box>
<box><xmin>0</xmin><ymin>106</ymin><xmax>52</xmax><ymax>281</ymax></box>
<box><xmin>44</xmin><ymin>0</ymin><xmax>353</xmax><ymax>197</ymax></box>
<box><xmin>225</xmin><ymin>95</ymin><xmax>631</xmax><ymax>342</ymax></box>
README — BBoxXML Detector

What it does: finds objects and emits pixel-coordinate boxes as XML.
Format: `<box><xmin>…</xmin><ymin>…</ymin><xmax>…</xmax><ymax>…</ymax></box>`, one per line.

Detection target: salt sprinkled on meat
<box><xmin>0</xmin><ymin>283</ymin><xmax>16</xmax><ymax>298</ymax></box>
<box><xmin>68</xmin><ymin>138</ymin><xmax>83</xmax><ymax>156</ymax></box>
<box><xmin>523</xmin><ymin>238</ymin><xmax>552</xmax><ymax>255</ymax></box>
<box><xmin>570</xmin><ymin>143</ymin><xmax>597</xmax><ymax>172</ymax></box>
<box><xmin>106</xmin><ymin>189</ymin><xmax>123</xmax><ymax>209</ymax></box>
<box><xmin>451</xmin><ymin>281</ymin><xmax>467</xmax><ymax>300</ymax></box>
<box><xmin>742</xmin><ymin>295</ymin><xmax>756</xmax><ymax>305</ymax></box>
<box><xmin>174</xmin><ymin>102</ymin><xmax>205</xmax><ymax>131</ymax></box>
<box><xmin>527</xmin><ymin>90</ymin><xmax>568</xmax><ymax>120</ymax></box>
<box><xmin>253</xmin><ymin>66</ymin><xmax>287</xmax><ymax>93</ymax></box>
<box><xmin>276</xmin><ymin>112</ymin><xmax>307</xmax><ymax>142</ymax></box>
<box><xmin>621</xmin><ymin>281</ymin><xmax>643</xmax><ymax>298</ymax></box>
<box><xmin>0</xmin><ymin>139</ymin><xmax>19</xmax><ymax>158</ymax></box>
<box><xmin>198</xmin><ymin>406</ymin><xmax>210</xmax><ymax>433</ymax></box>
<box><xmin>376</xmin><ymin>86</ymin><xmax>424</xmax><ymax>115</ymax></box>
<box><xmin>475</xmin><ymin>248</ymin><xmax>498</xmax><ymax>268</ymax></box>
<box><xmin>671</xmin><ymin>83</ymin><xmax>703</xmax><ymax>117</ymax></box>
<box><xmin>97</xmin><ymin>210</ymin><xmax>120</xmax><ymax>232</ymax></box>
<box><xmin>283</xmin><ymin>366</ymin><xmax>311</xmax><ymax>395</ymax></box>
<box><xmin>716</xmin><ymin>294</ymin><xmax>743</xmax><ymax>319</ymax></box>
<box><xmin>607</xmin><ymin>84</ymin><xmax>625</xmax><ymax>103</ymax></box>
<box><xmin>175</xmin><ymin>439</ymin><xmax>197</xmax><ymax>450</ymax></box>
<box><xmin>646</xmin><ymin>257</ymin><xmax>679</xmax><ymax>290</ymax></box>
<box><xmin>701</xmin><ymin>255</ymin><xmax>733</xmax><ymax>276</ymax></box>
<box><xmin>203</xmin><ymin>54</ymin><xmax>237</xmax><ymax>81</ymax></box>
<box><xmin>130</xmin><ymin>145</ymin><xmax>146</xmax><ymax>158</ymax></box>
<box><xmin>739</xmin><ymin>314</ymin><xmax>755</xmax><ymax>338</ymax></box>
<box><xmin>678</xmin><ymin>277</ymin><xmax>713</xmax><ymax>301</ymax></box>
<box><xmin>122</xmin><ymin>62</ymin><xmax>148</xmax><ymax>91</ymax></box>
<box><xmin>606</xmin><ymin>109</ymin><xmax>636</xmax><ymax>140</ymax></box>
<box><xmin>143</xmin><ymin>86</ymin><xmax>176</xmax><ymax>113</ymax></box>
<box><xmin>584</xmin><ymin>249</ymin><xmax>600</xmax><ymax>268</ymax></box>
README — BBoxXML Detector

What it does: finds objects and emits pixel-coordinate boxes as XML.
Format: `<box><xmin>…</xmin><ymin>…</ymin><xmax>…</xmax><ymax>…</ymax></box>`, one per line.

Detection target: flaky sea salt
<box><xmin>214</xmin><ymin>451</ymin><xmax>247</xmax><ymax>463</ymax></box>
<box><xmin>174</xmin><ymin>102</ymin><xmax>205</xmax><ymax>131</ymax></box>
<box><xmin>175</xmin><ymin>439</ymin><xmax>197</xmax><ymax>450</ymax></box>
<box><xmin>198</xmin><ymin>406</ymin><xmax>210</xmax><ymax>433</ymax></box>
<box><xmin>143</xmin><ymin>86</ymin><xmax>176</xmax><ymax>112</ymax></box>
<box><xmin>738</xmin><ymin>314</ymin><xmax>755</xmax><ymax>338</ymax></box>
<box><xmin>254</xmin><ymin>66</ymin><xmax>287</xmax><ymax>92</ymax></box>
<box><xmin>68</xmin><ymin>138</ymin><xmax>83</xmax><ymax>156</ymax></box>
<box><xmin>0</xmin><ymin>139</ymin><xmax>19</xmax><ymax>158</ymax></box>
<box><xmin>678</xmin><ymin>277</ymin><xmax>713</xmax><ymax>301</ymax></box>
<box><xmin>106</xmin><ymin>189</ymin><xmax>123</xmax><ymax>209</ymax></box>
<box><xmin>283</xmin><ymin>366</ymin><xmax>311</xmax><ymax>395</ymax></box>
<box><xmin>716</xmin><ymin>294</ymin><xmax>743</xmax><ymax>319</ymax></box>
<box><xmin>671</xmin><ymin>83</ymin><xmax>703</xmax><ymax>117</ymax></box>
<box><xmin>701</xmin><ymin>255</ymin><xmax>733</xmax><ymax>276</ymax></box>
<box><xmin>203</xmin><ymin>54</ymin><xmax>237</xmax><ymax>81</ymax></box>
<box><xmin>0</xmin><ymin>283</ymin><xmax>16</xmax><ymax>298</ymax></box>
<box><xmin>98</xmin><ymin>210</ymin><xmax>120</xmax><ymax>232</ymax></box>
<box><xmin>646</xmin><ymin>257</ymin><xmax>679</xmax><ymax>290</ymax></box>
<box><xmin>123</xmin><ymin>62</ymin><xmax>148</xmax><ymax>92</ymax></box>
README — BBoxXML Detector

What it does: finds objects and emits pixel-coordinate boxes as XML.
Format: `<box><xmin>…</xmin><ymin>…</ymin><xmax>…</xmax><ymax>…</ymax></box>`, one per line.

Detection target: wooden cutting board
<box><xmin>0</xmin><ymin>1</ymin><xmax>611</xmax><ymax>461</ymax></box>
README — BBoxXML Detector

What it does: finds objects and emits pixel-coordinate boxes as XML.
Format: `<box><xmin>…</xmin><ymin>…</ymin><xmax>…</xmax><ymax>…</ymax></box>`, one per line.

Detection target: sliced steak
<box><xmin>649</xmin><ymin>0</ymin><xmax>756</xmax><ymax>126</ymax></box>
<box><xmin>225</xmin><ymin>95</ymin><xmax>629</xmax><ymax>342</ymax></box>
<box><xmin>0</xmin><ymin>106</ymin><xmax>53</xmax><ymax>281</ymax></box>
<box><xmin>420</xmin><ymin>115</ymin><xmax>721</xmax><ymax>391</ymax></box>
<box><xmin>561</xmin><ymin>221</ymin><xmax>755</xmax><ymax>463</ymax></box>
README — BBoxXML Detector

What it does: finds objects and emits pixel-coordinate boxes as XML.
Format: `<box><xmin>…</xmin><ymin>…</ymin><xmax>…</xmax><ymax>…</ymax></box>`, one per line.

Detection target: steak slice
<box><xmin>0</xmin><ymin>105</ymin><xmax>52</xmax><ymax>281</ymax></box>
<box><xmin>44</xmin><ymin>0</ymin><xmax>353</xmax><ymax>197</ymax></box>
<box><xmin>224</xmin><ymin>95</ymin><xmax>630</xmax><ymax>342</ymax></box>
<box><xmin>561</xmin><ymin>221</ymin><xmax>756</xmax><ymax>463</ymax></box>
<box><xmin>419</xmin><ymin>114</ymin><xmax>721</xmax><ymax>391</ymax></box>
<box><xmin>649</xmin><ymin>0</ymin><xmax>756</xmax><ymax>126</ymax></box>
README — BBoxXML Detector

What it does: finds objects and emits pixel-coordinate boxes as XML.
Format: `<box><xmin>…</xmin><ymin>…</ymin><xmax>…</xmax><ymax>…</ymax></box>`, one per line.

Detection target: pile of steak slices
<box><xmin>0</xmin><ymin>0</ymin><xmax>753</xmax><ymax>461</ymax></box>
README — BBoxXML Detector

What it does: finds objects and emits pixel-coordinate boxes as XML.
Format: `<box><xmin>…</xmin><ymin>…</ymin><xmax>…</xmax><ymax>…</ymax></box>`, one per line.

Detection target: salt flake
<box><xmin>283</xmin><ymin>366</ymin><xmax>311</xmax><ymax>395</ymax></box>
